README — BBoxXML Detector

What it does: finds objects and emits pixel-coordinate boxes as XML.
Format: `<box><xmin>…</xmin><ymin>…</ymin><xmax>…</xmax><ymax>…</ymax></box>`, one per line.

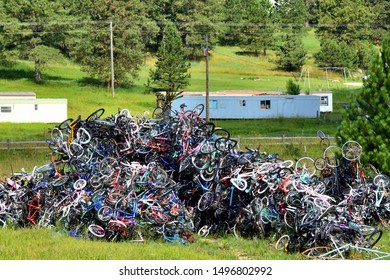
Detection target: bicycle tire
<box><xmin>314</xmin><ymin>157</ymin><xmax>327</xmax><ymax>171</ymax></box>
<box><xmin>283</xmin><ymin>211</ymin><xmax>295</xmax><ymax>229</ymax></box>
<box><xmin>323</xmin><ymin>145</ymin><xmax>342</xmax><ymax>167</ymax></box>
<box><xmin>295</xmin><ymin>157</ymin><xmax>316</xmax><ymax>177</ymax></box>
<box><xmin>191</xmin><ymin>154</ymin><xmax>210</xmax><ymax>170</ymax></box>
<box><xmin>200</xmin><ymin>166</ymin><xmax>217</xmax><ymax>182</ymax></box>
<box><xmin>68</xmin><ymin>142</ymin><xmax>84</xmax><ymax>159</ymax></box>
<box><xmin>88</xmin><ymin>224</ymin><xmax>106</xmax><ymax>238</ymax></box>
<box><xmin>275</xmin><ymin>234</ymin><xmax>290</xmax><ymax>251</ymax></box>
<box><xmin>198</xmin><ymin>122</ymin><xmax>215</xmax><ymax>136</ymax></box>
<box><xmin>341</xmin><ymin>140</ymin><xmax>362</xmax><ymax>161</ymax></box>
<box><xmin>192</xmin><ymin>104</ymin><xmax>204</xmax><ymax>116</ymax></box>
<box><xmin>300</xmin><ymin>246</ymin><xmax>335</xmax><ymax>259</ymax></box>
<box><xmin>215</xmin><ymin>137</ymin><xmax>236</xmax><ymax>152</ymax></box>
<box><xmin>365</xmin><ymin>229</ymin><xmax>382</xmax><ymax>248</ymax></box>
<box><xmin>58</xmin><ymin>118</ymin><xmax>74</xmax><ymax>130</ymax></box>
<box><xmin>199</xmin><ymin>140</ymin><xmax>216</xmax><ymax>154</ymax></box>
<box><xmin>320</xmin><ymin>138</ymin><xmax>330</xmax><ymax>150</ymax></box>
<box><xmin>232</xmin><ymin>223</ymin><xmax>243</xmax><ymax>238</ymax></box>
<box><xmin>279</xmin><ymin>160</ymin><xmax>294</xmax><ymax>169</ymax></box>
<box><xmin>178</xmin><ymin>156</ymin><xmax>192</xmax><ymax>173</ymax></box>
<box><xmin>197</xmin><ymin>191</ymin><xmax>214</xmax><ymax>211</ymax></box>
<box><xmin>97</xmin><ymin>206</ymin><xmax>113</xmax><ymax>222</ymax></box>
<box><xmin>198</xmin><ymin>225</ymin><xmax>210</xmax><ymax>237</ymax></box>
<box><xmin>212</xmin><ymin>128</ymin><xmax>230</xmax><ymax>139</ymax></box>
<box><xmin>86</xmin><ymin>108</ymin><xmax>105</xmax><ymax>121</ymax></box>
<box><xmin>278</xmin><ymin>167</ymin><xmax>293</xmax><ymax>179</ymax></box>
<box><xmin>373</xmin><ymin>174</ymin><xmax>389</xmax><ymax>188</ymax></box>
<box><xmin>316</xmin><ymin>130</ymin><xmax>326</xmax><ymax>139</ymax></box>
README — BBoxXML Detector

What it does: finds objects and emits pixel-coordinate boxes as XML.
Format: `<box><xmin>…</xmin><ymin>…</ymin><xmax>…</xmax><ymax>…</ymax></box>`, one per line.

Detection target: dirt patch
<box><xmin>344</xmin><ymin>82</ymin><xmax>363</xmax><ymax>86</ymax></box>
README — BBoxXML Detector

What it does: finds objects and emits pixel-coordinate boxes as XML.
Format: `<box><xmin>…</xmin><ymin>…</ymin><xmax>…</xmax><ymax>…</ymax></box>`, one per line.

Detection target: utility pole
<box><xmin>110</xmin><ymin>21</ymin><xmax>115</xmax><ymax>98</ymax></box>
<box><xmin>205</xmin><ymin>34</ymin><xmax>209</xmax><ymax>121</ymax></box>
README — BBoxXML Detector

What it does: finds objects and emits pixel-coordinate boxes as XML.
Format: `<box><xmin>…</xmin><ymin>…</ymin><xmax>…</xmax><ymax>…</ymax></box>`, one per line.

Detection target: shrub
<box><xmin>286</xmin><ymin>79</ymin><xmax>301</xmax><ymax>95</ymax></box>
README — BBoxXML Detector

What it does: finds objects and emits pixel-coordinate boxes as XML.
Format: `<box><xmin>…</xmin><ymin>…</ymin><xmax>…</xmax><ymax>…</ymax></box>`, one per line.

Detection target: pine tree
<box><xmin>337</xmin><ymin>39</ymin><xmax>390</xmax><ymax>174</ymax></box>
<box><xmin>73</xmin><ymin>0</ymin><xmax>158</xmax><ymax>86</ymax></box>
<box><xmin>274</xmin><ymin>31</ymin><xmax>307</xmax><ymax>71</ymax></box>
<box><xmin>149</xmin><ymin>22</ymin><xmax>191</xmax><ymax>90</ymax></box>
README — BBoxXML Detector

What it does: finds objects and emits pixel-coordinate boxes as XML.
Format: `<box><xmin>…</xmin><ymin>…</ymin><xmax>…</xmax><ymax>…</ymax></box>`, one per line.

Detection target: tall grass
<box><xmin>0</xmin><ymin>148</ymin><xmax>50</xmax><ymax>176</ymax></box>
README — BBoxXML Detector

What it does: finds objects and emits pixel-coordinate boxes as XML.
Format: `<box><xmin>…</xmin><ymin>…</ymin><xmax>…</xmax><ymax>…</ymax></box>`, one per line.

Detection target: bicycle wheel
<box><xmin>68</xmin><ymin>142</ymin><xmax>84</xmax><ymax>158</ymax></box>
<box><xmin>365</xmin><ymin>229</ymin><xmax>383</xmax><ymax>248</ymax></box>
<box><xmin>278</xmin><ymin>167</ymin><xmax>293</xmax><ymax>179</ymax></box>
<box><xmin>152</xmin><ymin>212</ymin><xmax>169</xmax><ymax>225</ymax></box>
<box><xmin>323</xmin><ymin>145</ymin><xmax>342</xmax><ymax>167</ymax></box>
<box><xmin>200</xmin><ymin>140</ymin><xmax>216</xmax><ymax>154</ymax></box>
<box><xmin>314</xmin><ymin>157</ymin><xmax>327</xmax><ymax>171</ymax></box>
<box><xmin>284</xmin><ymin>211</ymin><xmax>295</xmax><ymax>229</ymax></box>
<box><xmin>300</xmin><ymin>246</ymin><xmax>335</xmax><ymax>259</ymax></box>
<box><xmin>279</xmin><ymin>160</ymin><xmax>294</xmax><ymax>169</ymax></box>
<box><xmin>191</xmin><ymin>154</ymin><xmax>210</xmax><ymax>170</ymax></box>
<box><xmin>215</xmin><ymin>137</ymin><xmax>237</xmax><ymax>152</ymax></box>
<box><xmin>275</xmin><ymin>235</ymin><xmax>290</xmax><ymax>251</ymax></box>
<box><xmin>178</xmin><ymin>156</ymin><xmax>192</xmax><ymax>173</ymax></box>
<box><xmin>192</xmin><ymin>104</ymin><xmax>204</xmax><ymax>116</ymax></box>
<box><xmin>212</xmin><ymin>128</ymin><xmax>230</xmax><ymax>139</ymax></box>
<box><xmin>373</xmin><ymin>174</ymin><xmax>389</xmax><ymax>188</ymax></box>
<box><xmin>197</xmin><ymin>191</ymin><xmax>214</xmax><ymax>211</ymax></box>
<box><xmin>88</xmin><ymin>224</ymin><xmax>106</xmax><ymax>238</ymax></box>
<box><xmin>342</xmin><ymin>140</ymin><xmax>362</xmax><ymax>161</ymax></box>
<box><xmin>86</xmin><ymin>108</ymin><xmax>105</xmax><ymax>121</ymax></box>
<box><xmin>317</xmin><ymin>130</ymin><xmax>326</xmax><ymax>139</ymax></box>
<box><xmin>320</xmin><ymin>138</ymin><xmax>330</xmax><ymax>150</ymax></box>
<box><xmin>58</xmin><ymin>118</ymin><xmax>73</xmax><ymax>130</ymax></box>
<box><xmin>200</xmin><ymin>166</ymin><xmax>217</xmax><ymax>182</ymax></box>
<box><xmin>97</xmin><ymin>206</ymin><xmax>114</xmax><ymax>222</ymax></box>
<box><xmin>295</xmin><ymin>157</ymin><xmax>316</xmax><ymax>177</ymax></box>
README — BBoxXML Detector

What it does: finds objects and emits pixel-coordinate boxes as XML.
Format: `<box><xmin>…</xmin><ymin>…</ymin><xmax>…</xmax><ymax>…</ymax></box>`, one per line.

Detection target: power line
<box><xmin>0</xmin><ymin>19</ymin><xmax>389</xmax><ymax>28</ymax></box>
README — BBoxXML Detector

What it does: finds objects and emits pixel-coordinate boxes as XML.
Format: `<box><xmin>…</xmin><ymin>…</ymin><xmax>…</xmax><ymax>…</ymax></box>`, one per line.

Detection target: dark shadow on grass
<box><xmin>77</xmin><ymin>77</ymin><xmax>145</xmax><ymax>91</ymax></box>
<box><xmin>235</xmin><ymin>51</ymin><xmax>264</xmax><ymax>57</ymax></box>
<box><xmin>77</xmin><ymin>77</ymin><xmax>103</xmax><ymax>87</ymax></box>
<box><xmin>0</xmin><ymin>62</ymin><xmax>73</xmax><ymax>83</ymax></box>
<box><xmin>0</xmin><ymin>67</ymin><xmax>35</xmax><ymax>80</ymax></box>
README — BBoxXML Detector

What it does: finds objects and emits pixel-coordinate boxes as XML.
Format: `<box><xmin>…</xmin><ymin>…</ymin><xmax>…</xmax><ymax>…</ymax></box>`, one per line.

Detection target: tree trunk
<box><xmin>35</xmin><ymin>58</ymin><xmax>41</xmax><ymax>83</ymax></box>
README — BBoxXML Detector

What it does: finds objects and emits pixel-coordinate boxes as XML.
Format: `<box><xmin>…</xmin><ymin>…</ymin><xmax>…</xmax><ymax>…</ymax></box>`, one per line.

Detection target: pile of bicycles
<box><xmin>1</xmin><ymin>105</ymin><xmax>389</xmax><ymax>258</ymax></box>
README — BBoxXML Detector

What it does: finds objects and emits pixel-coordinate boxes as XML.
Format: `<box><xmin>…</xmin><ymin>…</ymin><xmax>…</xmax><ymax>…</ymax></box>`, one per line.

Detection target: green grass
<box><xmin>1</xmin><ymin>227</ymin><xmax>389</xmax><ymax>260</ymax></box>
<box><xmin>0</xmin><ymin>227</ymin><xmax>298</xmax><ymax>260</ymax></box>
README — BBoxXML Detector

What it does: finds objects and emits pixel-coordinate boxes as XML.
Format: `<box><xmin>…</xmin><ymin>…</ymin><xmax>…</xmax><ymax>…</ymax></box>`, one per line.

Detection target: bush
<box><xmin>285</xmin><ymin>79</ymin><xmax>301</xmax><ymax>95</ymax></box>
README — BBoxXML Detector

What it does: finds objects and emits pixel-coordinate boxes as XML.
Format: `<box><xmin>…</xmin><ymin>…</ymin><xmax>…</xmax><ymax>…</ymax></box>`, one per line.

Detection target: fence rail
<box><xmin>0</xmin><ymin>140</ymin><xmax>48</xmax><ymax>150</ymax></box>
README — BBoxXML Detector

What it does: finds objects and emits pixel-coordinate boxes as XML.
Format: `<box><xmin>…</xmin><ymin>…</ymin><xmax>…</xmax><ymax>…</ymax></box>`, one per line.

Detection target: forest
<box><xmin>0</xmin><ymin>0</ymin><xmax>388</xmax><ymax>86</ymax></box>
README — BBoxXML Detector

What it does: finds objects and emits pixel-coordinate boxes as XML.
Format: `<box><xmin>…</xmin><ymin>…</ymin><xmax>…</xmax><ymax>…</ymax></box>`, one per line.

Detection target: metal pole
<box><xmin>110</xmin><ymin>21</ymin><xmax>115</xmax><ymax>98</ymax></box>
<box><xmin>205</xmin><ymin>34</ymin><xmax>209</xmax><ymax>122</ymax></box>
